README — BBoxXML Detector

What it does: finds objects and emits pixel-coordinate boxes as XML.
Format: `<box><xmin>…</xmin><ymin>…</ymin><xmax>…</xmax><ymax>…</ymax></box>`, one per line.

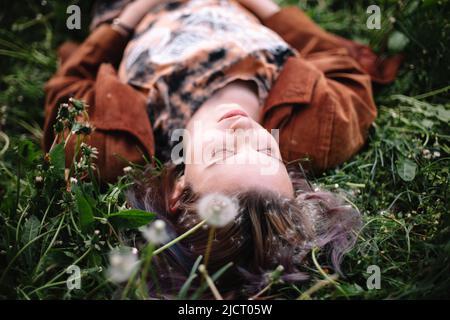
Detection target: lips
<box><xmin>219</xmin><ymin>109</ymin><xmax>249</xmax><ymax>122</ymax></box>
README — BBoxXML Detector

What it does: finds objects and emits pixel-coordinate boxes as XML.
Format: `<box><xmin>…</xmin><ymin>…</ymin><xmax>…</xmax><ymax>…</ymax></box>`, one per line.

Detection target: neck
<box><xmin>199</xmin><ymin>80</ymin><xmax>261</xmax><ymax>122</ymax></box>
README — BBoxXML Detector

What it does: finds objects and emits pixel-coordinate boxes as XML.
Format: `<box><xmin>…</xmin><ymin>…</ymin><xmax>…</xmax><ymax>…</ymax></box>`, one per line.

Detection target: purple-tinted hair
<box><xmin>126</xmin><ymin>163</ymin><xmax>362</xmax><ymax>298</ymax></box>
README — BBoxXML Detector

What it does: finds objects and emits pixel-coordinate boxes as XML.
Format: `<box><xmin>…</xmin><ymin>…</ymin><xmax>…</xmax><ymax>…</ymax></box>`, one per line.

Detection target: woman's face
<box><xmin>180</xmin><ymin>103</ymin><xmax>294</xmax><ymax>197</ymax></box>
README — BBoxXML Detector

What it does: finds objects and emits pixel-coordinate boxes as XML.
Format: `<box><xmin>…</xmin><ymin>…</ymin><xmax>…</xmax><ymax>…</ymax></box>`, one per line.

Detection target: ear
<box><xmin>169</xmin><ymin>175</ymin><xmax>186</xmax><ymax>214</ymax></box>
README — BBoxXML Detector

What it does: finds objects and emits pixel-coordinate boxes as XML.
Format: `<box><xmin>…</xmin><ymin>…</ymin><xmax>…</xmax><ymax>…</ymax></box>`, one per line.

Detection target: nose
<box><xmin>229</xmin><ymin>125</ymin><xmax>257</xmax><ymax>152</ymax></box>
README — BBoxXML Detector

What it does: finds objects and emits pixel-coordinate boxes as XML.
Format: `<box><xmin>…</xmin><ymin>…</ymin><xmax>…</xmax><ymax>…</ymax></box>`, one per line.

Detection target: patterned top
<box><xmin>93</xmin><ymin>0</ymin><xmax>297</xmax><ymax>161</ymax></box>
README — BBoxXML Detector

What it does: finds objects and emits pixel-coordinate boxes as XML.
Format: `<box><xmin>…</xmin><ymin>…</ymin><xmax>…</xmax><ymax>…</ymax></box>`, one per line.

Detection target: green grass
<box><xmin>0</xmin><ymin>0</ymin><xmax>449</xmax><ymax>299</ymax></box>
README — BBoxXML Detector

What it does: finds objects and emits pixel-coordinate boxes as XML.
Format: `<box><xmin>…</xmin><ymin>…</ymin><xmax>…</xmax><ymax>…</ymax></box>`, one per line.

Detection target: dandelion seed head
<box><xmin>197</xmin><ymin>193</ymin><xmax>238</xmax><ymax>227</ymax></box>
<box><xmin>107</xmin><ymin>248</ymin><xmax>139</xmax><ymax>283</ymax></box>
<box><xmin>140</xmin><ymin>219</ymin><xmax>170</xmax><ymax>245</ymax></box>
<box><xmin>123</xmin><ymin>166</ymin><xmax>133</xmax><ymax>173</ymax></box>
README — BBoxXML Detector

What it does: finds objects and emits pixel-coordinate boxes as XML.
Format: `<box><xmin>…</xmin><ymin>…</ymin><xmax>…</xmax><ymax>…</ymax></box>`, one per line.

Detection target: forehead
<box><xmin>192</xmin><ymin>160</ymin><xmax>294</xmax><ymax>197</ymax></box>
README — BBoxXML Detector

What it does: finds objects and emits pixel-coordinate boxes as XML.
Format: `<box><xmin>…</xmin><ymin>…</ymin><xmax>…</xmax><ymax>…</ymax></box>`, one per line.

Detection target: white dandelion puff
<box><xmin>123</xmin><ymin>166</ymin><xmax>133</xmax><ymax>173</ymax></box>
<box><xmin>197</xmin><ymin>193</ymin><xmax>238</xmax><ymax>227</ymax></box>
<box><xmin>107</xmin><ymin>247</ymin><xmax>139</xmax><ymax>283</ymax></box>
<box><xmin>140</xmin><ymin>219</ymin><xmax>170</xmax><ymax>245</ymax></box>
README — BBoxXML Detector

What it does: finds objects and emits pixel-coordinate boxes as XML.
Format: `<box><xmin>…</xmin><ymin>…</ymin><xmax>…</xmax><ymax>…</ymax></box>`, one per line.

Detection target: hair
<box><xmin>126</xmin><ymin>162</ymin><xmax>362</xmax><ymax>299</ymax></box>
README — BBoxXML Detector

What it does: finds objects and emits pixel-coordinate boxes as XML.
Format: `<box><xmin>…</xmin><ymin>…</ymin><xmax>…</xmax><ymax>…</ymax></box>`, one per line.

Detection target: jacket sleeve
<box><xmin>43</xmin><ymin>25</ymin><xmax>154</xmax><ymax>183</ymax></box>
<box><xmin>262</xmin><ymin>6</ymin><xmax>403</xmax><ymax>84</ymax></box>
<box><xmin>261</xmin><ymin>7</ymin><xmax>381</xmax><ymax>171</ymax></box>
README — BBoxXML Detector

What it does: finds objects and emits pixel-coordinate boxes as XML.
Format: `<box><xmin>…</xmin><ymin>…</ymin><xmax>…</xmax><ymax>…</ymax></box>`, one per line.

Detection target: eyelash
<box><xmin>211</xmin><ymin>148</ymin><xmax>275</xmax><ymax>158</ymax></box>
<box><xmin>211</xmin><ymin>148</ymin><xmax>234</xmax><ymax>158</ymax></box>
<box><xmin>259</xmin><ymin>148</ymin><xmax>283</xmax><ymax>162</ymax></box>
<box><xmin>258</xmin><ymin>148</ymin><xmax>273</xmax><ymax>156</ymax></box>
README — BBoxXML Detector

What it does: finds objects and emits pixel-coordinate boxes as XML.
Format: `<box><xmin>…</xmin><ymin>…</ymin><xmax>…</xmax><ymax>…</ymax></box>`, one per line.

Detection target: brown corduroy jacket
<box><xmin>43</xmin><ymin>6</ymin><xmax>402</xmax><ymax>182</ymax></box>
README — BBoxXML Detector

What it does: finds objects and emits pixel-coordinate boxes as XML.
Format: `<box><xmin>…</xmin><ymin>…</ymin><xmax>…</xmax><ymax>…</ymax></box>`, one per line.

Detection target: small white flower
<box><xmin>107</xmin><ymin>247</ymin><xmax>139</xmax><ymax>283</ymax></box>
<box><xmin>422</xmin><ymin>149</ymin><xmax>432</xmax><ymax>159</ymax></box>
<box><xmin>197</xmin><ymin>193</ymin><xmax>238</xmax><ymax>227</ymax></box>
<box><xmin>35</xmin><ymin>176</ymin><xmax>43</xmax><ymax>183</ymax></box>
<box><xmin>123</xmin><ymin>166</ymin><xmax>133</xmax><ymax>173</ymax></box>
<box><xmin>432</xmin><ymin>151</ymin><xmax>441</xmax><ymax>159</ymax></box>
<box><xmin>140</xmin><ymin>219</ymin><xmax>170</xmax><ymax>245</ymax></box>
<box><xmin>90</xmin><ymin>147</ymin><xmax>99</xmax><ymax>159</ymax></box>
<box><xmin>70</xmin><ymin>177</ymin><xmax>78</xmax><ymax>184</ymax></box>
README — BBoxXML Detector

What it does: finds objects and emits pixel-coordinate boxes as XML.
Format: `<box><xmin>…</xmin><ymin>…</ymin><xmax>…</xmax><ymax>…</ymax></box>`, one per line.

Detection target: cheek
<box><xmin>279</xmin><ymin>169</ymin><xmax>295</xmax><ymax>197</ymax></box>
<box><xmin>184</xmin><ymin>164</ymin><xmax>211</xmax><ymax>194</ymax></box>
<box><xmin>183</xmin><ymin>163</ymin><xmax>198</xmax><ymax>185</ymax></box>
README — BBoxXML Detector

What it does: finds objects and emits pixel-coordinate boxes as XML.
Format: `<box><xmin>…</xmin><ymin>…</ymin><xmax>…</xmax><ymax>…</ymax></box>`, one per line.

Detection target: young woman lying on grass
<box><xmin>43</xmin><ymin>0</ymin><xmax>401</xmax><ymax>297</ymax></box>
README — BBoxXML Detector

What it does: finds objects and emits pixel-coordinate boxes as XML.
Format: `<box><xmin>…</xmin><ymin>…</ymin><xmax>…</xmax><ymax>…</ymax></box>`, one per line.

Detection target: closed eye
<box><xmin>211</xmin><ymin>148</ymin><xmax>234</xmax><ymax>160</ymax></box>
<box><xmin>208</xmin><ymin>148</ymin><xmax>283</xmax><ymax>164</ymax></box>
<box><xmin>258</xmin><ymin>148</ymin><xmax>273</xmax><ymax>156</ymax></box>
<box><xmin>257</xmin><ymin>148</ymin><xmax>283</xmax><ymax>163</ymax></box>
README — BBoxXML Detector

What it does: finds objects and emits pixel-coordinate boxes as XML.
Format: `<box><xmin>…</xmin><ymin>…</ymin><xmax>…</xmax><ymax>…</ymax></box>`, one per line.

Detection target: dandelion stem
<box><xmin>63</xmin><ymin>131</ymin><xmax>73</xmax><ymax>149</ymax></box>
<box><xmin>139</xmin><ymin>244</ymin><xmax>154</xmax><ymax>299</ymax></box>
<box><xmin>121</xmin><ymin>266</ymin><xmax>140</xmax><ymax>300</ymax></box>
<box><xmin>153</xmin><ymin>220</ymin><xmax>207</xmax><ymax>256</ymax></box>
<box><xmin>49</xmin><ymin>135</ymin><xmax>58</xmax><ymax>152</ymax></box>
<box><xmin>249</xmin><ymin>283</ymin><xmax>272</xmax><ymax>300</ymax></box>
<box><xmin>198</xmin><ymin>265</ymin><xmax>223</xmax><ymax>300</ymax></box>
<box><xmin>203</xmin><ymin>226</ymin><xmax>215</xmax><ymax>269</ymax></box>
